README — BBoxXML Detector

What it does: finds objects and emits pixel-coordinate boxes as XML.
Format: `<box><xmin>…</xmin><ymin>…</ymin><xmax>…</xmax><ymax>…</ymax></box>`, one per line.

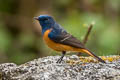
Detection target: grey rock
<box><xmin>0</xmin><ymin>55</ymin><xmax>120</xmax><ymax>80</ymax></box>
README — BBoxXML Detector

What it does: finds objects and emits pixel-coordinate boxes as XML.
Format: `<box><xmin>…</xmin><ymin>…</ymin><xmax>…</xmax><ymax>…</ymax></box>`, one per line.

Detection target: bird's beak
<box><xmin>34</xmin><ymin>17</ymin><xmax>39</xmax><ymax>20</ymax></box>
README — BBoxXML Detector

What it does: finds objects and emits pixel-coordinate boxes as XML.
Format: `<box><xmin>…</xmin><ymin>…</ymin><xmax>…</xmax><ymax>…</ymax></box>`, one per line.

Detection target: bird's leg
<box><xmin>56</xmin><ymin>51</ymin><xmax>66</xmax><ymax>63</ymax></box>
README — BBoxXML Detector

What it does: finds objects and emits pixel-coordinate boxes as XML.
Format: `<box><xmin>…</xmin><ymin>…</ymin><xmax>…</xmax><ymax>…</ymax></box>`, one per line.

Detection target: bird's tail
<box><xmin>81</xmin><ymin>49</ymin><xmax>106</xmax><ymax>63</ymax></box>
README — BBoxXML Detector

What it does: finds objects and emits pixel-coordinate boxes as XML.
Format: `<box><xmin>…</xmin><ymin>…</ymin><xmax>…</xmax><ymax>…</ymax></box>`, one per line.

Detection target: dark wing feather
<box><xmin>48</xmin><ymin>28</ymin><xmax>85</xmax><ymax>49</ymax></box>
<box><xmin>57</xmin><ymin>32</ymin><xmax>85</xmax><ymax>48</ymax></box>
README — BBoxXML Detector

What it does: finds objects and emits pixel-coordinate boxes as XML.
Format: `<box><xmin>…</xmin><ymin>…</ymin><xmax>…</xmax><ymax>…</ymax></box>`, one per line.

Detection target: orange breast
<box><xmin>43</xmin><ymin>29</ymin><xmax>85</xmax><ymax>52</ymax></box>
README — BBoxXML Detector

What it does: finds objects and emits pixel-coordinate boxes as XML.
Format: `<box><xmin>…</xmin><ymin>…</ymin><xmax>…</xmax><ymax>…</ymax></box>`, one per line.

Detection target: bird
<box><xmin>34</xmin><ymin>15</ymin><xmax>105</xmax><ymax>63</ymax></box>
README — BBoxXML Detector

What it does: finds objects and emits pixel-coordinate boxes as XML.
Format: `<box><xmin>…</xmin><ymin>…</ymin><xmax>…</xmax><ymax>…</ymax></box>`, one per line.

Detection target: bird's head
<box><xmin>34</xmin><ymin>15</ymin><xmax>55</xmax><ymax>34</ymax></box>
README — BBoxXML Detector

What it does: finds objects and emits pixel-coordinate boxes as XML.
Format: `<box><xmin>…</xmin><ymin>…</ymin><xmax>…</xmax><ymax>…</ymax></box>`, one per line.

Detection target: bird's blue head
<box><xmin>34</xmin><ymin>15</ymin><xmax>55</xmax><ymax>34</ymax></box>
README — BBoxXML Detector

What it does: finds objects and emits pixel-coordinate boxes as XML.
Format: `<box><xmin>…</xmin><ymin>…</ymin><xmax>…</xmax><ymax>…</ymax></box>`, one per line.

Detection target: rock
<box><xmin>0</xmin><ymin>55</ymin><xmax>120</xmax><ymax>80</ymax></box>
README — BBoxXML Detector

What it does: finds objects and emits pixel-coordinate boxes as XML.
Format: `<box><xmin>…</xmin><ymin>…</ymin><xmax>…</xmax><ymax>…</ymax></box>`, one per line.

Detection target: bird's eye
<box><xmin>44</xmin><ymin>18</ymin><xmax>49</xmax><ymax>21</ymax></box>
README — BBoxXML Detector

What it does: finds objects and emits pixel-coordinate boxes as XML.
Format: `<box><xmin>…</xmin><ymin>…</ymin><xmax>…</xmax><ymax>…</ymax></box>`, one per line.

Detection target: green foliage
<box><xmin>0</xmin><ymin>22</ymin><xmax>11</xmax><ymax>51</ymax></box>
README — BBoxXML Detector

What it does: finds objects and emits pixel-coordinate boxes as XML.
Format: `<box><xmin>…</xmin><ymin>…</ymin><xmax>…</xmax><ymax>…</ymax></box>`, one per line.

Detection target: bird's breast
<box><xmin>43</xmin><ymin>29</ymin><xmax>62</xmax><ymax>51</ymax></box>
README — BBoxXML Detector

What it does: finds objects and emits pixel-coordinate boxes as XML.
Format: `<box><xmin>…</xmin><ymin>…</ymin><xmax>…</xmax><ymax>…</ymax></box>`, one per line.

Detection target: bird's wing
<box><xmin>48</xmin><ymin>28</ymin><xmax>85</xmax><ymax>49</ymax></box>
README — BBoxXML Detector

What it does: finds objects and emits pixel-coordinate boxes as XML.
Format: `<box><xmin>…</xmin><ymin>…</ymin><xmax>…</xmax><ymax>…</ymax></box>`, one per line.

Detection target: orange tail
<box><xmin>81</xmin><ymin>49</ymin><xmax>105</xmax><ymax>63</ymax></box>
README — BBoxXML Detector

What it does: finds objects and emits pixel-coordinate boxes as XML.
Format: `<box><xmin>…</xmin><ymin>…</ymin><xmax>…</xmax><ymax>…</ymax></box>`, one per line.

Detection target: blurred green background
<box><xmin>0</xmin><ymin>0</ymin><xmax>120</xmax><ymax>64</ymax></box>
